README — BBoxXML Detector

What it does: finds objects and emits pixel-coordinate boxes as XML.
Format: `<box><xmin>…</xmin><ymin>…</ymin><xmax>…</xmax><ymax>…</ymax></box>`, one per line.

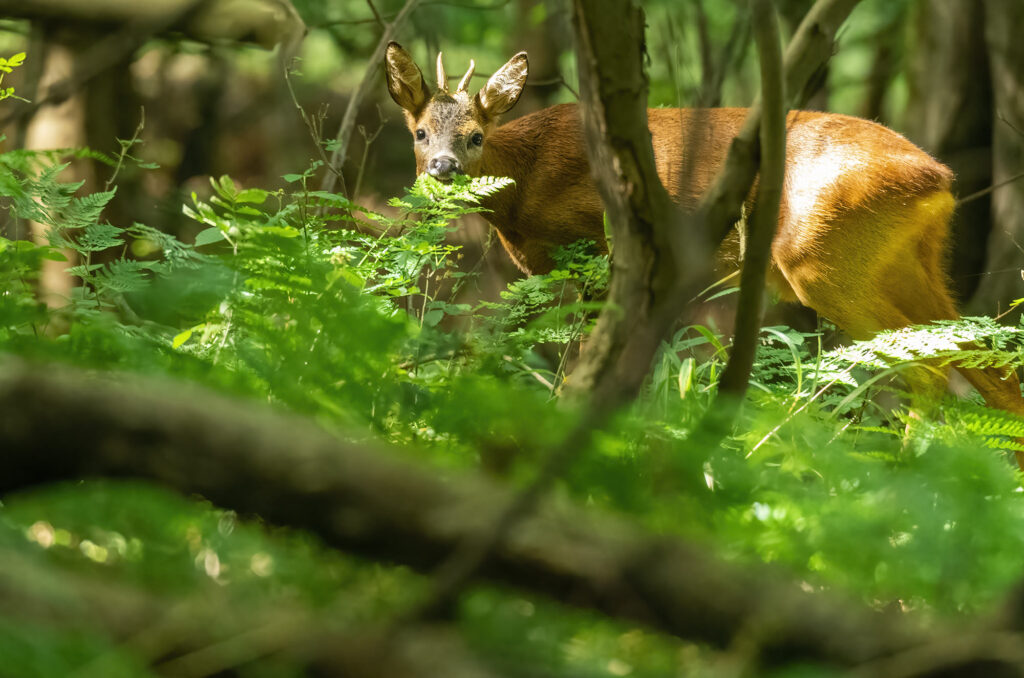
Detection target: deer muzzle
<box><xmin>427</xmin><ymin>155</ymin><xmax>462</xmax><ymax>182</ymax></box>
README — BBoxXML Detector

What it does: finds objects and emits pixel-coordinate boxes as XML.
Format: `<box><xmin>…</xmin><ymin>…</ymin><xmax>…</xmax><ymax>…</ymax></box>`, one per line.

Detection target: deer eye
<box><xmin>415</xmin><ymin>129</ymin><xmax>426</xmax><ymax>141</ymax></box>
<box><xmin>471</xmin><ymin>132</ymin><xmax>484</xmax><ymax>147</ymax></box>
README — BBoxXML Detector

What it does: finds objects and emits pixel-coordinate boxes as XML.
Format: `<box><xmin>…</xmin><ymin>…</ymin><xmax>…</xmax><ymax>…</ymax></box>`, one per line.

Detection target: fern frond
<box><xmin>822</xmin><ymin>318</ymin><xmax>1024</xmax><ymax>372</ymax></box>
<box><xmin>127</xmin><ymin>223</ymin><xmax>207</xmax><ymax>271</ymax></box>
<box><xmin>77</xmin><ymin>222</ymin><xmax>124</xmax><ymax>252</ymax></box>
<box><xmin>60</xmin><ymin>189</ymin><xmax>117</xmax><ymax>230</ymax></box>
<box><xmin>94</xmin><ymin>259</ymin><xmax>149</xmax><ymax>294</ymax></box>
<box><xmin>950</xmin><ymin>404</ymin><xmax>1024</xmax><ymax>438</ymax></box>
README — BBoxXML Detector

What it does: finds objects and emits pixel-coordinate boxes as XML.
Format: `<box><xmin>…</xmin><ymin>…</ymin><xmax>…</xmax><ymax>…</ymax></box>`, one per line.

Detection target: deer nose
<box><xmin>428</xmin><ymin>155</ymin><xmax>461</xmax><ymax>180</ymax></box>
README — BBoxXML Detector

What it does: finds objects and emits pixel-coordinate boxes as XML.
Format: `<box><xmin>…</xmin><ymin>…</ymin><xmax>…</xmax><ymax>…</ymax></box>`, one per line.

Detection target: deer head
<box><xmin>384</xmin><ymin>42</ymin><xmax>528</xmax><ymax>181</ymax></box>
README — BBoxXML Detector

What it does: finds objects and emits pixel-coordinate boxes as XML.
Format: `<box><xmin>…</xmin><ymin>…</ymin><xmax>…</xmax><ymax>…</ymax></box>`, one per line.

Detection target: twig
<box><xmin>319</xmin><ymin>0</ymin><xmax>424</xmax><ymax>196</ymax></box>
<box><xmin>352</xmin><ymin>105</ymin><xmax>388</xmax><ymax>201</ymax></box>
<box><xmin>441</xmin><ymin>71</ymin><xmax>579</xmax><ymax>99</ymax></box>
<box><xmin>526</xmin><ymin>73</ymin><xmax>579</xmax><ymax>100</ymax></box>
<box><xmin>283</xmin><ymin>59</ymin><xmax>344</xmax><ymax>185</ymax></box>
<box><xmin>365</xmin><ymin>0</ymin><xmax>386</xmax><ymax>28</ymax></box>
<box><xmin>104</xmin><ymin>107</ymin><xmax>146</xmax><ymax>191</ymax></box>
<box><xmin>956</xmin><ymin>170</ymin><xmax>1024</xmax><ymax>207</ymax></box>
<box><xmin>998</xmin><ymin>109</ymin><xmax>1024</xmax><ymax>139</ymax></box>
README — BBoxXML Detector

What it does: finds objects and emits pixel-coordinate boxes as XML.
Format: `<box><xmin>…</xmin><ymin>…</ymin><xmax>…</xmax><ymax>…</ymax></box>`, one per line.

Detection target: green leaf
<box><xmin>172</xmin><ymin>329</ymin><xmax>193</xmax><ymax>349</ymax></box>
<box><xmin>236</xmin><ymin>188</ymin><xmax>269</xmax><ymax>205</ymax></box>
<box><xmin>422</xmin><ymin>309</ymin><xmax>445</xmax><ymax>327</ymax></box>
<box><xmin>194</xmin><ymin>228</ymin><xmax>225</xmax><ymax>247</ymax></box>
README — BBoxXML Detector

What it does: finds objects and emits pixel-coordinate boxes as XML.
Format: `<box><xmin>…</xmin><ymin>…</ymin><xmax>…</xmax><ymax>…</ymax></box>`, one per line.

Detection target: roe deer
<box><xmin>383</xmin><ymin>42</ymin><xmax>1024</xmax><ymax>451</ymax></box>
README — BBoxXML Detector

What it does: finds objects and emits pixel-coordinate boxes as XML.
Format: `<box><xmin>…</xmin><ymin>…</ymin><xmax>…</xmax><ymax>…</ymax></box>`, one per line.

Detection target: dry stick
<box><xmin>318</xmin><ymin>0</ymin><xmax>422</xmax><ymax>196</ymax></box>
<box><xmin>716</xmin><ymin>0</ymin><xmax>786</xmax><ymax>398</ymax></box>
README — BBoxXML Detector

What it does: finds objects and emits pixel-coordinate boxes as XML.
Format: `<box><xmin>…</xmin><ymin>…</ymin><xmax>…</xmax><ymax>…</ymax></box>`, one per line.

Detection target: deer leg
<box><xmin>881</xmin><ymin>251</ymin><xmax>1024</xmax><ymax>467</ymax></box>
<box><xmin>777</xmin><ymin>193</ymin><xmax>1024</xmax><ymax>468</ymax></box>
<box><xmin>880</xmin><ymin>250</ymin><xmax>1024</xmax><ymax>466</ymax></box>
<box><xmin>784</xmin><ymin>270</ymin><xmax>949</xmax><ymax>437</ymax></box>
<box><xmin>956</xmin><ymin>368</ymin><xmax>1024</xmax><ymax>469</ymax></box>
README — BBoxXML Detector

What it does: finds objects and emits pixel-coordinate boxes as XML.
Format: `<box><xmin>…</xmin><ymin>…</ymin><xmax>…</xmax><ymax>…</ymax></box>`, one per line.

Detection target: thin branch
<box><xmin>957</xmin><ymin>170</ymin><xmax>1024</xmax><ymax>207</ymax></box>
<box><xmin>716</xmin><ymin>0</ymin><xmax>786</xmax><ymax>398</ymax></box>
<box><xmin>526</xmin><ymin>73</ymin><xmax>579</xmax><ymax>99</ymax></box>
<box><xmin>443</xmin><ymin>71</ymin><xmax>579</xmax><ymax>99</ymax></box>
<box><xmin>319</xmin><ymin>0</ymin><xmax>423</xmax><ymax>196</ymax></box>
<box><xmin>352</xmin><ymin>105</ymin><xmax>388</xmax><ymax>202</ymax></box>
<box><xmin>365</xmin><ymin>0</ymin><xmax>386</xmax><ymax>28</ymax></box>
<box><xmin>998</xmin><ymin>109</ymin><xmax>1024</xmax><ymax>139</ymax></box>
<box><xmin>283</xmin><ymin>59</ymin><xmax>343</xmax><ymax>181</ymax></box>
<box><xmin>104</xmin><ymin>107</ymin><xmax>146</xmax><ymax>192</ymax></box>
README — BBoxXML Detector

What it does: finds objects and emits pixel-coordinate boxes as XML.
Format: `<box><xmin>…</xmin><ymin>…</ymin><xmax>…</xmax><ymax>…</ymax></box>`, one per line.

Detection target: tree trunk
<box><xmin>969</xmin><ymin>0</ymin><xmax>1024</xmax><ymax>314</ymax></box>
<box><xmin>905</xmin><ymin>0</ymin><xmax>992</xmax><ymax>305</ymax></box>
<box><xmin>23</xmin><ymin>32</ymin><xmax>90</xmax><ymax>311</ymax></box>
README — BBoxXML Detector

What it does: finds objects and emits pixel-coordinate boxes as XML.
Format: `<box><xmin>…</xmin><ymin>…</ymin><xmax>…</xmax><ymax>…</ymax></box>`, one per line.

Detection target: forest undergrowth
<box><xmin>4</xmin><ymin>133</ymin><xmax>1024</xmax><ymax>677</ymax></box>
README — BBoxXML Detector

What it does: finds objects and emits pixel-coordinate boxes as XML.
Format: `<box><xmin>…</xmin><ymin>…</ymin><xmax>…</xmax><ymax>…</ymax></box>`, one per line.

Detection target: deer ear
<box><xmin>385</xmin><ymin>42</ymin><xmax>430</xmax><ymax>114</ymax></box>
<box><xmin>477</xmin><ymin>52</ymin><xmax>528</xmax><ymax>118</ymax></box>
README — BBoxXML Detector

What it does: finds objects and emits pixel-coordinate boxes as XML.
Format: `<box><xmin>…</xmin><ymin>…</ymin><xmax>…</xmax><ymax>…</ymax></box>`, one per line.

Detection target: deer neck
<box><xmin>477</xmin><ymin>122</ymin><xmax>537</xmax><ymax>235</ymax></box>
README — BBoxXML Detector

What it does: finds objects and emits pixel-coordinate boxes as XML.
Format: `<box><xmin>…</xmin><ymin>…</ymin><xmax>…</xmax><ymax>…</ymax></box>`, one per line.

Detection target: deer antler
<box><xmin>436</xmin><ymin>52</ymin><xmax>449</xmax><ymax>93</ymax></box>
<box><xmin>456</xmin><ymin>59</ymin><xmax>475</xmax><ymax>93</ymax></box>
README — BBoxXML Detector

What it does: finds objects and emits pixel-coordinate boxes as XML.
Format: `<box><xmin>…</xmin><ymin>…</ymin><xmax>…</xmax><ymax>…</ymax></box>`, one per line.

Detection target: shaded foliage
<box><xmin>1</xmin><ymin>131</ymin><xmax>1024</xmax><ymax>675</ymax></box>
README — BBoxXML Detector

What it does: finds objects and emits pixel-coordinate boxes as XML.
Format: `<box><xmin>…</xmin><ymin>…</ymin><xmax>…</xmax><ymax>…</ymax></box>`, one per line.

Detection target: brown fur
<box><xmin>386</xmin><ymin>44</ymin><xmax>1024</xmax><ymax>445</ymax></box>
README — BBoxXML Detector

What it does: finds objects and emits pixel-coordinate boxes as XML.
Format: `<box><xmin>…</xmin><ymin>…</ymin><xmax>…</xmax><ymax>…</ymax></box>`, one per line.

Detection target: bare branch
<box><xmin>566</xmin><ymin>0</ymin><xmax>711</xmax><ymax>410</ymax></box>
<box><xmin>957</xmin><ymin>170</ymin><xmax>1024</xmax><ymax>207</ymax></box>
<box><xmin>716</xmin><ymin>0</ymin><xmax>786</xmax><ymax>398</ymax></box>
<box><xmin>319</xmin><ymin>0</ymin><xmax>422</xmax><ymax>196</ymax></box>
